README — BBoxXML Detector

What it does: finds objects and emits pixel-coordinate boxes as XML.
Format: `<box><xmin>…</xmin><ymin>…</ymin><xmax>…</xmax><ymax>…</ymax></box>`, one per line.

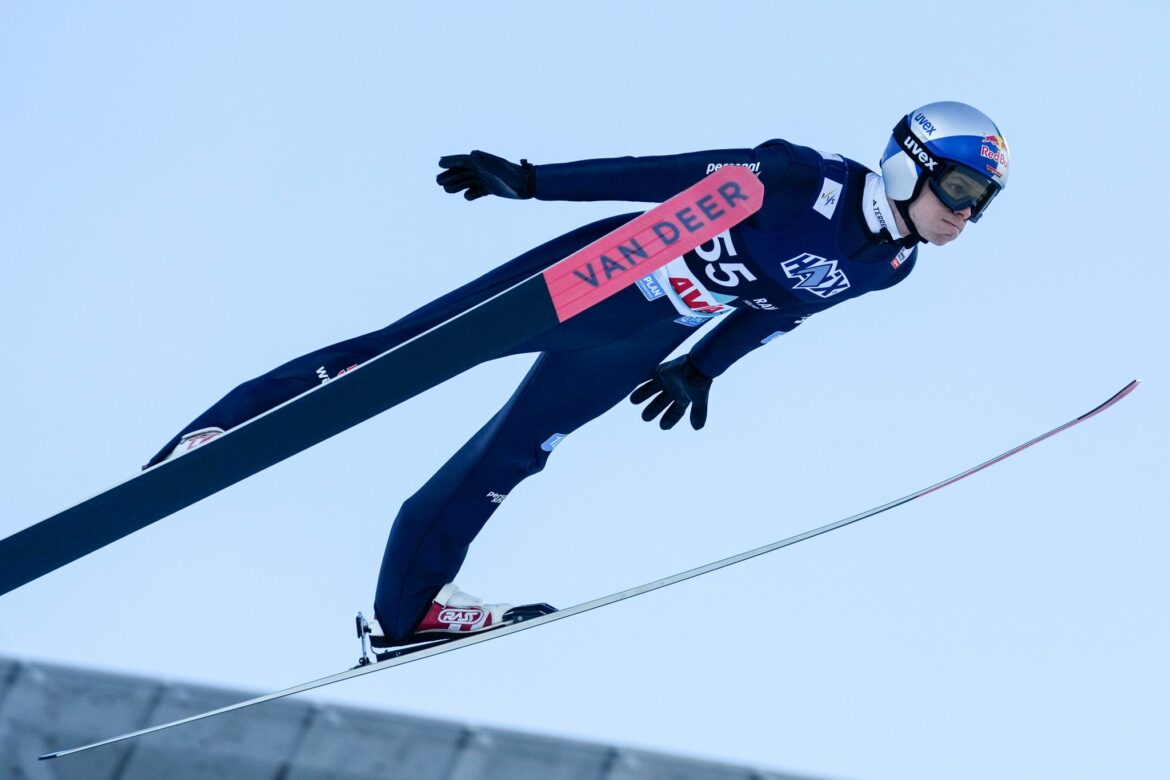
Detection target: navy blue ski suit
<box><xmin>148</xmin><ymin>140</ymin><xmax>920</xmax><ymax>639</ymax></box>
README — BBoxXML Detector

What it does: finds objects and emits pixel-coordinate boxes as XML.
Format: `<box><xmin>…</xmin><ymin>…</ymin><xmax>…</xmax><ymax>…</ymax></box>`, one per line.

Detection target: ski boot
<box><xmin>160</xmin><ymin>427</ymin><xmax>225</xmax><ymax>463</ymax></box>
<box><xmin>354</xmin><ymin>583</ymin><xmax>556</xmax><ymax>665</ymax></box>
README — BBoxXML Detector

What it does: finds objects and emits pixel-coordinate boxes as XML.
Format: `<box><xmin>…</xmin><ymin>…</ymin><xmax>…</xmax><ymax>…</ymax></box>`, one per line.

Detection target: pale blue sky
<box><xmin>2</xmin><ymin>3</ymin><xmax>1166</xmax><ymax>778</ymax></box>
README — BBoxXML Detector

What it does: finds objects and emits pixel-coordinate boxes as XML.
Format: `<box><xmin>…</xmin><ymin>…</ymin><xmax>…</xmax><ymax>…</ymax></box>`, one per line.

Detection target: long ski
<box><xmin>39</xmin><ymin>378</ymin><xmax>1139</xmax><ymax>761</ymax></box>
<box><xmin>0</xmin><ymin>166</ymin><xmax>763</xmax><ymax>598</ymax></box>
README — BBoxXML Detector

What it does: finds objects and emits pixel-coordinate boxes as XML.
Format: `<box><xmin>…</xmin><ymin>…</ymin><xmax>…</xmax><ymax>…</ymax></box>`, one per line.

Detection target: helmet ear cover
<box><xmin>892</xmin><ymin>175</ymin><xmax>927</xmax><ymax>241</ymax></box>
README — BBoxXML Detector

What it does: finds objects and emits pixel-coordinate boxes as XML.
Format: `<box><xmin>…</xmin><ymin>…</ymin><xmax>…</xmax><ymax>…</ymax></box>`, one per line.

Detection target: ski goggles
<box><xmin>928</xmin><ymin>163</ymin><xmax>1000</xmax><ymax>223</ymax></box>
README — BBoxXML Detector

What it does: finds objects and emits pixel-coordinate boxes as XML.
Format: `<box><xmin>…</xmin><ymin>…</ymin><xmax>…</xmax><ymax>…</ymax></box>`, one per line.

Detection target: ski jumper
<box><xmin>146</xmin><ymin>140</ymin><xmax>920</xmax><ymax>639</ymax></box>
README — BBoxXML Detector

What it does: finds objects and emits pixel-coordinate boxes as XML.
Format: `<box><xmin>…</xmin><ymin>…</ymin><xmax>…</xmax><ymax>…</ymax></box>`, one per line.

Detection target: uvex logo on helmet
<box><xmin>901</xmin><ymin>135</ymin><xmax>940</xmax><ymax>172</ymax></box>
<box><xmin>912</xmin><ymin>111</ymin><xmax>938</xmax><ymax>136</ymax></box>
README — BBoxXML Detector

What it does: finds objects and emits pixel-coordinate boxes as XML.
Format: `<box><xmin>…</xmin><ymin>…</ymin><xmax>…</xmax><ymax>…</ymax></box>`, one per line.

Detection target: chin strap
<box><xmin>892</xmin><ymin>173</ymin><xmax>932</xmax><ymax>246</ymax></box>
<box><xmin>892</xmin><ymin>198</ymin><xmax>924</xmax><ymax>245</ymax></box>
<box><xmin>871</xmin><ymin>172</ymin><xmax>924</xmax><ymax>247</ymax></box>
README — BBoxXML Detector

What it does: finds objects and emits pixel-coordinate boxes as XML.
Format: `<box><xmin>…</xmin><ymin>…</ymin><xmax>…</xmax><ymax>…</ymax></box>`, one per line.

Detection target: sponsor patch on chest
<box><xmin>649</xmin><ymin>258</ymin><xmax>736</xmax><ymax>321</ymax></box>
<box><xmin>780</xmin><ymin>253</ymin><xmax>851</xmax><ymax>298</ymax></box>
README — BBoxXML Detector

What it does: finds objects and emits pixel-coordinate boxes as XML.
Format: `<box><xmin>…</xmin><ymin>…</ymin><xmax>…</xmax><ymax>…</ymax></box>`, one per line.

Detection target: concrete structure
<box><xmin>0</xmin><ymin>656</ymin><xmax>829</xmax><ymax>780</ymax></box>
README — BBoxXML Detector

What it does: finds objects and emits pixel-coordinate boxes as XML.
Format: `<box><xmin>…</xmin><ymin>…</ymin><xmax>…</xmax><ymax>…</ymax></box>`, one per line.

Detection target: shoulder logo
<box><xmin>813</xmin><ymin>178</ymin><xmax>843</xmax><ymax>220</ymax></box>
<box><xmin>781</xmin><ymin>253</ymin><xmax>851</xmax><ymax>298</ymax></box>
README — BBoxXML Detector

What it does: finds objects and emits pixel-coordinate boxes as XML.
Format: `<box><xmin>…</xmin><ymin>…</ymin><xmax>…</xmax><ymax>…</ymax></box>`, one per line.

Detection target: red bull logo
<box><xmin>980</xmin><ymin>134</ymin><xmax>1009</xmax><ymax>169</ymax></box>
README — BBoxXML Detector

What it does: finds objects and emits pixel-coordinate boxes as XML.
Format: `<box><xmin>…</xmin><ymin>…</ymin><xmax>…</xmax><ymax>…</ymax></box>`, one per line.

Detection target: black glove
<box><xmin>436</xmin><ymin>150</ymin><xmax>535</xmax><ymax>200</ymax></box>
<box><xmin>629</xmin><ymin>356</ymin><xmax>713</xmax><ymax>431</ymax></box>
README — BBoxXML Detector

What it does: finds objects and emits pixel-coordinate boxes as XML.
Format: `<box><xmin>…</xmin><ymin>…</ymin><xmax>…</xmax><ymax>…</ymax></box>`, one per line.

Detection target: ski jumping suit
<box><xmin>147</xmin><ymin>140</ymin><xmax>920</xmax><ymax>639</ymax></box>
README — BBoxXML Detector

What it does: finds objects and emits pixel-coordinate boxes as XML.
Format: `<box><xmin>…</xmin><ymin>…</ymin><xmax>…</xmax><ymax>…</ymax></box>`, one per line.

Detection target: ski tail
<box><xmin>0</xmin><ymin>166</ymin><xmax>765</xmax><ymax>599</ymax></box>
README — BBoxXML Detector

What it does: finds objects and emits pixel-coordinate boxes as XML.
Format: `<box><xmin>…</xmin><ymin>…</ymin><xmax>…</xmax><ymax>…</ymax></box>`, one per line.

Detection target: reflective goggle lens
<box><xmin>930</xmin><ymin>165</ymin><xmax>999</xmax><ymax>221</ymax></box>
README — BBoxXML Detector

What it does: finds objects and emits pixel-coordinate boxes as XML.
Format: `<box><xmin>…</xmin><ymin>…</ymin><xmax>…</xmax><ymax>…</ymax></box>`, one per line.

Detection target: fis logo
<box><xmin>814</xmin><ymin>178</ymin><xmax>843</xmax><ymax>220</ymax></box>
<box><xmin>781</xmin><ymin>253</ymin><xmax>851</xmax><ymax>298</ymax></box>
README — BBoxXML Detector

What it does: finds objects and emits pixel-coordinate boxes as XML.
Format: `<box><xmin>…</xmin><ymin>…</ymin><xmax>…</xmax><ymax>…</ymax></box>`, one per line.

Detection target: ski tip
<box><xmin>1075</xmin><ymin>379</ymin><xmax>1141</xmax><ymax>423</ymax></box>
<box><xmin>38</xmin><ymin>751</ymin><xmax>61</xmax><ymax>761</ymax></box>
<box><xmin>1105</xmin><ymin>378</ymin><xmax>1140</xmax><ymax>401</ymax></box>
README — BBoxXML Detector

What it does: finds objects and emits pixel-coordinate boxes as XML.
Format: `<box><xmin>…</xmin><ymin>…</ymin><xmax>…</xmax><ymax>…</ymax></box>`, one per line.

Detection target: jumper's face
<box><xmin>910</xmin><ymin>185</ymin><xmax>972</xmax><ymax>246</ymax></box>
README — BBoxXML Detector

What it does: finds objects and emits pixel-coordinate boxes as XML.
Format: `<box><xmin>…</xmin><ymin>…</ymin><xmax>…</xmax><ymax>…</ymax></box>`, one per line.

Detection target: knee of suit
<box><xmin>467</xmin><ymin>441</ymin><xmax>555</xmax><ymax>502</ymax></box>
<box><xmin>521</xmin><ymin>445</ymin><xmax>553</xmax><ymax>477</ymax></box>
<box><xmin>233</xmin><ymin>372</ymin><xmax>313</xmax><ymax>417</ymax></box>
<box><xmin>497</xmin><ymin>430</ymin><xmax>562</xmax><ymax>477</ymax></box>
<box><xmin>462</xmin><ymin>446</ymin><xmax>551</xmax><ymax>498</ymax></box>
<box><xmin>229</xmin><ymin>375</ymin><xmax>272</xmax><ymax>406</ymax></box>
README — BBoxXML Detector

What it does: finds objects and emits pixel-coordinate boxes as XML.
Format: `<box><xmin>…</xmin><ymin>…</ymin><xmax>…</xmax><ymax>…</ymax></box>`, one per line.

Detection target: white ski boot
<box><xmin>161</xmin><ymin>427</ymin><xmax>224</xmax><ymax>463</ymax></box>
<box><xmin>354</xmin><ymin>584</ymin><xmax>556</xmax><ymax>664</ymax></box>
